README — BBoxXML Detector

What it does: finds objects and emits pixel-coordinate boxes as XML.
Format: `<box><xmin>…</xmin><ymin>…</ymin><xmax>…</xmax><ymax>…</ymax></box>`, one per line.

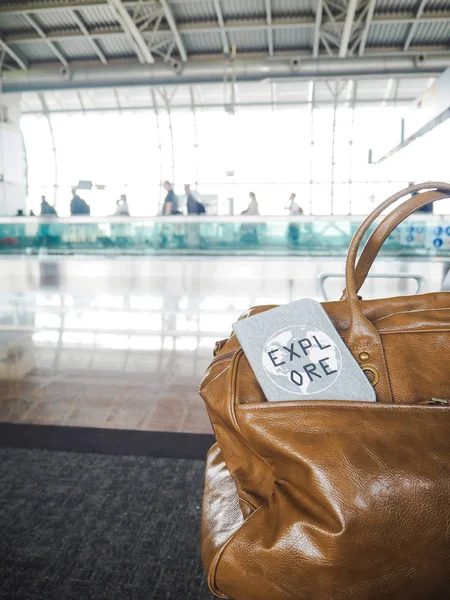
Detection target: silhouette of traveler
<box><xmin>40</xmin><ymin>195</ymin><xmax>57</xmax><ymax>216</ymax></box>
<box><xmin>240</xmin><ymin>192</ymin><xmax>260</xmax><ymax>244</ymax></box>
<box><xmin>241</xmin><ymin>191</ymin><xmax>260</xmax><ymax>215</ymax></box>
<box><xmin>286</xmin><ymin>192</ymin><xmax>303</xmax><ymax>247</ymax></box>
<box><xmin>115</xmin><ymin>194</ymin><xmax>130</xmax><ymax>216</ymax></box>
<box><xmin>286</xmin><ymin>192</ymin><xmax>303</xmax><ymax>216</ymax></box>
<box><xmin>162</xmin><ymin>181</ymin><xmax>180</xmax><ymax>215</ymax></box>
<box><xmin>160</xmin><ymin>181</ymin><xmax>184</xmax><ymax>247</ymax></box>
<box><xmin>185</xmin><ymin>184</ymin><xmax>206</xmax><ymax>215</ymax></box>
<box><xmin>38</xmin><ymin>195</ymin><xmax>58</xmax><ymax>246</ymax></box>
<box><xmin>70</xmin><ymin>188</ymin><xmax>90</xmax><ymax>215</ymax></box>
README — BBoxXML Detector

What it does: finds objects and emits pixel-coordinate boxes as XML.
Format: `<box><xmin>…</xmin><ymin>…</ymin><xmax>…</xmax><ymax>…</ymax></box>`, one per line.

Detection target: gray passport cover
<box><xmin>232</xmin><ymin>298</ymin><xmax>376</xmax><ymax>402</ymax></box>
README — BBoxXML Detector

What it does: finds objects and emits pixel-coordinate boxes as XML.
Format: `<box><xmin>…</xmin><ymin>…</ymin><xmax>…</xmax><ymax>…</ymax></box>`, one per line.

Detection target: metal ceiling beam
<box><xmin>3</xmin><ymin>38</ymin><xmax>450</xmax><ymax>62</ymax></box>
<box><xmin>107</xmin><ymin>0</ymin><xmax>154</xmax><ymax>63</ymax></box>
<box><xmin>0</xmin><ymin>1</ymin><xmax>155</xmax><ymax>14</ymax></box>
<box><xmin>24</xmin><ymin>13</ymin><xmax>69</xmax><ymax>66</ymax></box>
<box><xmin>212</xmin><ymin>0</ymin><xmax>230</xmax><ymax>55</ymax></box>
<box><xmin>265</xmin><ymin>0</ymin><xmax>274</xmax><ymax>57</ymax></box>
<box><xmin>339</xmin><ymin>0</ymin><xmax>358</xmax><ymax>58</ymax></box>
<box><xmin>5</xmin><ymin>14</ymin><xmax>450</xmax><ymax>45</ymax></box>
<box><xmin>189</xmin><ymin>85</ymin><xmax>196</xmax><ymax>109</ymax></box>
<box><xmin>5</xmin><ymin>22</ymin><xmax>314</xmax><ymax>45</ymax></box>
<box><xmin>1</xmin><ymin>1</ymin><xmax>103</xmax><ymax>13</ymax></box>
<box><xmin>20</xmin><ymin>96</ymin><xmax>423</xmax><ymax>115</ymax></box>
<box><xmin>3</xmin><ymin>54</ymin><xmax>447</xmax><ymax>94</ymax></box>
<box><xmin>0</xmin><ymin>0</ymin><xmax>448</xmax><ymax>26</ymax></box>
<box><xmin>113</xmin><ymin>88</ymin><xmax>122</xmax><ymax>111</ymax></box>
<box><xmin>71</xmin><ymin>9</ymin><xmax>108</xmax><ymax>64</ymax></box>
<box><xmin>270</xmin><ymin>81</ymin><xmax>276</xmax><ymax>107</ymax></box>
<box><xmin>76</xmin><ymin>89</ymin><xmax>86</xmax><ymax>113</ymax></box>
<box><xmin>159</xmin><ymin>0</ymin><xmax>187</xmax><ymax>61</ymax></box>
<box><xmin>344</xmin><ymin>77</ymin><xmax>355</xmax><ymax>106</ymax></box>
<box><xmin>381</xmin><ymin>76</ymin><xmax>394</xmax><ymax>106</ymax></box>
<box><xmin>392</xmin><ymin>77</ymin><xmax>400</xmax><ymax>105</ymax></box>
<box><xmin>359</xmin><ymin>0</ymin><xmax>377</xmax><ymax>57</ymax></box>
<box><xmin>374</xmin><ymin>105</ymin><xmax>450</xmax><ymax>163</ymax></box>
<box><xmin>38</xmin><ymin>92</ymin><xmax>58</xmax><ymax>206</ymax></box>
<box><xmin>313</xmin><ymin>0</ymin><xmax>322</xmax><ymax>58</ymax></box>
<box><xmin>403</xmin><ymin>0</ymin><xmax>429</xmax><ymax>52</ymax></box>
<box><xmin>5</xmin><ymin>38</ymin><xmax>449</xmax><ymax>66</ymax></box>
<box><xmin>0</xmin><ymin>38</ymin><xmax>28</xmax><ymax>70</ymax></box>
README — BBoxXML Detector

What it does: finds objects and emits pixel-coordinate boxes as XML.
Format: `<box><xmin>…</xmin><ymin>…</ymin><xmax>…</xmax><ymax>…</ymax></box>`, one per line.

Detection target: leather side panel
<box><xmin>212</xmin><ymin>402</ymin><xmax>450</xmax><ymax>600</ymax></box>
<box><xmin>201</xmin><ymin>444</ymin><xmax>244</xmax><ymax>598</ymax></box>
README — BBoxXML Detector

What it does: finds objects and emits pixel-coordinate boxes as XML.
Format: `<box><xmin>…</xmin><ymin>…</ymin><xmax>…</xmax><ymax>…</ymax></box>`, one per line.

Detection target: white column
<box><xmin>0</xmin><ymin>93</ymin><xmax>26</xmax><ymax>215</ymax></box>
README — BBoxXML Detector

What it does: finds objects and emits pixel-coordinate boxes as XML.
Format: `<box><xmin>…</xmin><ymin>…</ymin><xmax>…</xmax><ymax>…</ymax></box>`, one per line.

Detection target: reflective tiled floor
<box><xmin>0</xmin><ymin>257</ymin><xmax>447</xmax><ymax>433</ymax></box>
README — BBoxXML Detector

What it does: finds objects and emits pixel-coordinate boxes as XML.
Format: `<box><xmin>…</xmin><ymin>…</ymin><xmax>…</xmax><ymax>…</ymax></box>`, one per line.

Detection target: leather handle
<box><xmin>343</xmin><ymin>182</ymin><xmax>450</xmax><ymax>402</ymax></box>
<box><xmin>341</xmin><ymin>185</ymin><xmax>450</xmax><ymax>300</ymax></box>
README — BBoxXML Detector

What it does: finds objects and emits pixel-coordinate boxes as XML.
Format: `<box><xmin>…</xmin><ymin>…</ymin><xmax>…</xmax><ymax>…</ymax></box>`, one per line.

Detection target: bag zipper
<box><xmin>210</xmin><ymin>349</ymin><xmax>237</xmax><ymax>365</ymax></box>
<box><xmin>210</xmin><ymin>350</ymin><xmax>450</xmax><ymax>406</ymax></box>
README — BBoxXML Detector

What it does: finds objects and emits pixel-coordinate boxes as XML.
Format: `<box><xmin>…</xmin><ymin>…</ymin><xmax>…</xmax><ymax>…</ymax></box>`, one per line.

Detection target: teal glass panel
<box><xmin>0</xmin><ymin>217</ymin><xmax>448</xmax><ymax>257</ymax></box>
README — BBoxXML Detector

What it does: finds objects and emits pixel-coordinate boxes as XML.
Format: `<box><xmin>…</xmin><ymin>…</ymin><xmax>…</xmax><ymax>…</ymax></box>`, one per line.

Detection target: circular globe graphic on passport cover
<box><xmin>262</xmin><ymin>326</ymin><xmax>342</xmax><ymax>395</ymax></box>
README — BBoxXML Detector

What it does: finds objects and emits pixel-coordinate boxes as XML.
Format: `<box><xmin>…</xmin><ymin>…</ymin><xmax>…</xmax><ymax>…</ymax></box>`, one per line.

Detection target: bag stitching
<box><xmin>230</xmin><ymin>349</ymin><xmax>245</xmax><ymax>433</ymax></box>
<box><xmin>238</xmin><ymin>496</ymin><xmax>258</xmax><ymax>511</ymax></box>
<box><xmin>373</xmin><ymin>306</ymin><xmax>450</xmax><ymax>324</ymax></box>
<box><xmin>237</xmin><ymin>402</ymin><xmax>448</xmax><ymax>413</ymax></box>
<box><xmin>378</xmin><ymin>328</ymin><xmax>450</xmax><ymax>334</ymax></box>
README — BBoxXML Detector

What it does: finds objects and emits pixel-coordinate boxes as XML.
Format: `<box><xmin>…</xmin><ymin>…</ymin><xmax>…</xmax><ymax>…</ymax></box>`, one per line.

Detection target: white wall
<box><xmin>0</xmin><ymin>93</ymin><xmax>26</xmax><ymax>215</ymax></box>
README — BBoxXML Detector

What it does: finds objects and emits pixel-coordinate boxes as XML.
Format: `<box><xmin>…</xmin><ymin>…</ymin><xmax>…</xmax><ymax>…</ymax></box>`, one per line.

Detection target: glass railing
<box><xmin>0</xmin><ymin>215</ymin><xmax>449</xmax><ymax>257</ymax></box>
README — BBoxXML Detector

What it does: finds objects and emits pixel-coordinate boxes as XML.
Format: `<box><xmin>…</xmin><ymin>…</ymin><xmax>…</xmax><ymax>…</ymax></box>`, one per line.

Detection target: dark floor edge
<box><xmin>0</xmin><ymin>423</ymin><xmax>215</xmax><ymax>459</ymax></box>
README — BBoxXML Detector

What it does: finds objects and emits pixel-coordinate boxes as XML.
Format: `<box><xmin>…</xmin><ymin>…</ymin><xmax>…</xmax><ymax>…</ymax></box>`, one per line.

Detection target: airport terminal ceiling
<box><xmin>1</xmin><ymin>0</ymin><xmax>450</xmax><ymax>110</ymax></box>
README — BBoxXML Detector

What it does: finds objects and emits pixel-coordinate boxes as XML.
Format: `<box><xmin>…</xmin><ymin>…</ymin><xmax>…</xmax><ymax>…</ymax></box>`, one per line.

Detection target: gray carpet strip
<box><xmin>0</xmin><ymin>448</ymin><xmax>216</xmax><ymax>600</ymax></box>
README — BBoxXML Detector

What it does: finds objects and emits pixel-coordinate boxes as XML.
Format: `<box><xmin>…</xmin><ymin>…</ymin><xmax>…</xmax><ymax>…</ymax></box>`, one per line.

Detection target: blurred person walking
<box><xmin>115</xmin><ymin>194</ymin><xmax>130</xmax><ymax>216</ymax></box>
<box><xmin>240</xmin><ymin>192</ymin><xmax>260</xmax><ymax>244</ymax></box>
<box><xmin>40</xmin><ymin>195</ymin><xmax>58</xmax><ymax>216</ymax></box>
<box><xmin>70</xmin><ymin>188</ymin><xmax>90</xmax><ymax>216</ymax></box>
<box><xmin>241</xmin><ymin>191</ymin><xmax>260</xmax><ymax>215</ymax></box>
<box><xmin>162</xmin><ymin>181</ymin><xmax>181</xmax><ymax>215</ymax></box>
<box><xmin>160</xmin><ymin>181</ymin><xmax>184</xmax><ymax>247</ymax></box>
<box><xmin>185</xmin><ymin>184</ymin><xmax>206</xmax><ymax>248</ymax></box>
<box><xmin>186</xmin><ymin>184</ymin><xmax>206</xmax><ymax>215</ymax></box>
<box><xmin>69</xmin><ymin>188</ymin><xmax>91</xmax><ymax>250</ymax></box>
<box><xmin>38</xmin><ymin>195</ymin><xmax>58</xmax><ymax>247</ymax></box>
<box><xmin>286</xmin><ymin>192</ymin><xmax>303</xmax><ymax>216</ymax></box>
<box><xmin>286</xmin><ymin>192</ymin><xmax>303</xmax><ymax>247</ymax></box>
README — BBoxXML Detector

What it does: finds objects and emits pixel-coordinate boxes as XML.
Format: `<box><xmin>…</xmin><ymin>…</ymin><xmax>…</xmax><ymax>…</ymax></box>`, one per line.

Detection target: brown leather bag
<box><xmin>200</xmin><ymin>182</ymin><xmax>450</xmax><ymax>600</ymax></box>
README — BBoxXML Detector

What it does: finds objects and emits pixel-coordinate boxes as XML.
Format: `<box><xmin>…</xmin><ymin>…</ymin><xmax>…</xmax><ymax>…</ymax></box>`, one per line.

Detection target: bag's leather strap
<box><xmin>341</xmin><ymin>187</ymin><xmax>450</xmax><ymax>300</ymax></box>
<box><xmin>343</xmin><ymin>182</ymin><xmax>450</xmax><ymax>402</ymax></box>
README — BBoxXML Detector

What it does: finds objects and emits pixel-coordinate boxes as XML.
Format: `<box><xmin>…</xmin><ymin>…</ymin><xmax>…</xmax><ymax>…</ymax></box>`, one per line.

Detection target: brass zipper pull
<box><xmin>428</xmin><ymin>398</ymin><xmax>449</xmax><ymax>406</ymax></box>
